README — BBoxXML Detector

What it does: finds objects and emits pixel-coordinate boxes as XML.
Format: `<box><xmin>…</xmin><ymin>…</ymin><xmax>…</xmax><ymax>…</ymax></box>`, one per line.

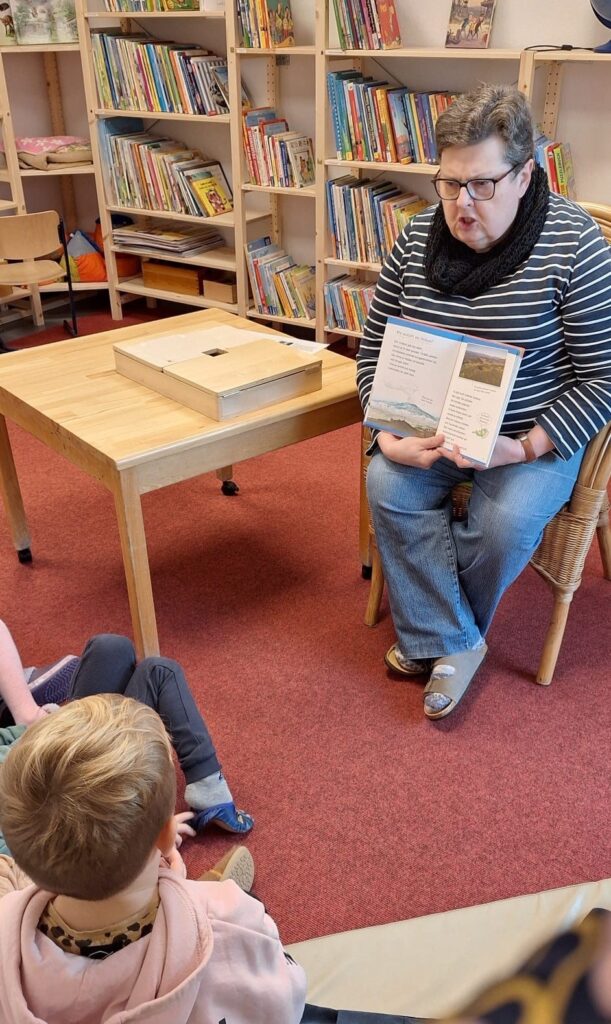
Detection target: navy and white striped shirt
<box><xmin>357</xmin><ymin>193</ymin><xmax>611</xmax><ymax>459</ymax></box>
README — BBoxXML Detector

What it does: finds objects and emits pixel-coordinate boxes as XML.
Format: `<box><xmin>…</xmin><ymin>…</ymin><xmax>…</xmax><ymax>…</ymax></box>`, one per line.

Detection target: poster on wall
<box><xmin>445</xmin><ymin>0</ymin><xmax>497</xmax><ymax>48</ymax></box>
<box><xmin>8</xmin><ymin>0</ymin><xmax>77</xmax><ymax>44</ymax></box>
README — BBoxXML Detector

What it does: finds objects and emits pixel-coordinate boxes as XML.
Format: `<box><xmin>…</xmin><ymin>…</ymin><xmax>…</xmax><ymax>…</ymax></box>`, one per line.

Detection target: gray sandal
<box><xmin>423</xmin><ymin>644</ymin><xmax>488</xmax><ymax>719</ymax></box>
<box><xmin>385</xmin><ymin>644</ymin><xmax>432</xmax><ymax>677</ymax></box>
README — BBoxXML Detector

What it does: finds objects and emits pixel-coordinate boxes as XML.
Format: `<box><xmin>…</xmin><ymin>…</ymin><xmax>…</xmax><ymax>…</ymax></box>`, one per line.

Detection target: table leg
<box><xmin>0</xmin><ymin>414</ymin><xmax>32</xmax><ymax>560</ymax></box>
<box><xmin>113</xmin><ymin>468</ymin><xmax>159</xmax><ymax>658</ymax></box>
<box><xmin>216</xmin><ymin>464</ymin><xmax>239</xmax><ymax>496</ymax></box>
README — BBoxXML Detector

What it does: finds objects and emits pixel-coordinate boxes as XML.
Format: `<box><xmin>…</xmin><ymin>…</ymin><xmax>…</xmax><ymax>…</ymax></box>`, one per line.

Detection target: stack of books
<box><xmin>327</xmin><ymin>176</ymin><xmax>428</xmax><ymax>264</ymax></box>
<box><xmin>325</xmin><ymin>275</ymin><xmax>375</xmax><ymax>334</ymax></box>
<box><xmin>100</xmin><ymin>0</ymin><xmax>223</xmax><ymax>11</ymax></box>
<box><xmin>112</xmin><ymin>220</ymin><xmax>226</xmax><ymax>258</ymax></box>
<box><xmin>243</xmin><ymin>107</ymin><xmax>315</xmax><ymax>188</ymax></box>
<box><xmin>534</xmin><ymin>132</ymin><xmax>577</xmax><ymax>199</ymax></box>
<box><xmin>328</xmin><ymin>70</ymin><xmax>457</xmax><ymax>165</ymax></box>
<box><xmin>92</xmin><ymin>32</ymin><xmax>249</xmax><ymax>116</ymax></box>
<box><xmin>246</xmin><ymin>236</ymin><xmax>316</xmax><ymax>320</ymax></box>
<box><xmin>237</xmin><ymin>0</ymin><xmax>295</xmax><ymax>48</ymax></box>
<box><xmin>102</xmin><ymin>127</ymin><xmax>233</xmax><ymax>217</ymax></box>
<box><xmin>331</xmin><ymin>0</ymin><xmax>402</xmax><ymax>50</ymax></box>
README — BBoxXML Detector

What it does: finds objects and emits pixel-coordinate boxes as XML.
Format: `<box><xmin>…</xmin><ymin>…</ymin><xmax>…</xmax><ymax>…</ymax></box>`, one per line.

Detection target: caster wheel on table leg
<box><xmin>361</xmin><ymin>564</ymin><xmax>372</xmax><ymax>580</ymax></box>
<box><xmin>18</xmin><ymin>547</ymin><xmax>32</xmax><ymax>564</ymax></box>
<box><xmin>221</xmin><ymin>480</ymin><xmax>239</xmax><ymax>496</ymax></box>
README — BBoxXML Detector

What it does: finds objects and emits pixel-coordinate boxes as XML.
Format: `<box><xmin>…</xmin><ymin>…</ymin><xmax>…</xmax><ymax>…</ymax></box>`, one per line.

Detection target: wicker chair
<box><xmin>363</xmin><ymin>424</ymin><xmax>611</xmax><ymax>685</ymax></box>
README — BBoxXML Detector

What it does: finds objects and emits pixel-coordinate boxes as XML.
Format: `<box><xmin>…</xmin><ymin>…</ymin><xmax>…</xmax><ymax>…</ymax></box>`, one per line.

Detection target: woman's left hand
<box><xmin>446</xmin><ymin>435</ymin><xmax>525</xmax><ymax>471</ymax></box>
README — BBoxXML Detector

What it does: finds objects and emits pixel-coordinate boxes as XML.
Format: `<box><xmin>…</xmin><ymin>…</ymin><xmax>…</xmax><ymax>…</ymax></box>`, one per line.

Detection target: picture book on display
<box><xmin>365</xmin><ymin>317</ymin><xmax>523</xmax><ymax>467</ymax></box>
<box><xmin>237</xmin><ymin>0</ymin><xmax>295</xmax><ymax>48</ymax></box>
<box><xmin>331</xmin><ymin>0</ymin><xmax>402</xmax><ymax>50</ymax></box>
<box><xmin>445</xmin><ymin>0</ymin><xmax>496</xmax><ymax>49</ymax></box>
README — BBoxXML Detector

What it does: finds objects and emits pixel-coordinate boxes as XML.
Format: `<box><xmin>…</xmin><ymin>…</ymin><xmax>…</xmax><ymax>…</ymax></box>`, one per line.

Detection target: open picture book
<box><xmin>364</xmin><ymin>316</ymin><xmax>523</xmax><ymax>467</ymax></box>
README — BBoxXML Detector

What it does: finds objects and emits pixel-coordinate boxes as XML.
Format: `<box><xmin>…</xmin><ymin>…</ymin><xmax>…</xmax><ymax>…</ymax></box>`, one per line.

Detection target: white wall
<box><xmin>1</xmin><ymin>1</ymin><xmax>609</xmax><ymax>245</ymax></box>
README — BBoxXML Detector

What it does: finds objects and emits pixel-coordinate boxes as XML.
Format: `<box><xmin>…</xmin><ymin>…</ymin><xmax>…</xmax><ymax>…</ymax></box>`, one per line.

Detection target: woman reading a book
<box><xmin>358</xmin><ymin>83</ymin><xmax>611</xmax><ymax>719</ymax></box>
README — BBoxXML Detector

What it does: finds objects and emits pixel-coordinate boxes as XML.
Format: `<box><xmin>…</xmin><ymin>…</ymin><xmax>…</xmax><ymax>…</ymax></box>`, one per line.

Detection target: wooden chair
<box><xmin>363</xmin><ymin>200</ymin><xmax>611</xmax><ymax>685</ymax></box>
<box><xmin>0</xmin><ymin>210</ymin><xmax>77</xmax><ymax>353</ymax></box>
<box><xmin>363</xmin><ymin>425</ymin><xmax>611</xmax><ymax>685</ymax></box>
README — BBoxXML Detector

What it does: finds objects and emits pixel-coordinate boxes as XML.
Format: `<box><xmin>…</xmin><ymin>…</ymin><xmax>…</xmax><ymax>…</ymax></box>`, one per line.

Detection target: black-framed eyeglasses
<box><xmin>433</xmin><ymin>164</ymin><xmax>522</xmax><ymax>201</ymax></box>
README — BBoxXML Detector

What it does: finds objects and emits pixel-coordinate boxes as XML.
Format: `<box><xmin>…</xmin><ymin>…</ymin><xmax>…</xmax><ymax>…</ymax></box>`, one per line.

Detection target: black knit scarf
<box><xmin>423</xmin><ymin>164</ymin><xmax>549</xmax><ymax>298</ymax></box>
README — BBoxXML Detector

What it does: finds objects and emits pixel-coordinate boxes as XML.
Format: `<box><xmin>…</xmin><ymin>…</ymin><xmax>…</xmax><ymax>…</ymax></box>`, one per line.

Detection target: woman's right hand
<box><xmin>377</xmin><ymin>431</ymin><xmax>447</xmax><ymax>469</ymax></box>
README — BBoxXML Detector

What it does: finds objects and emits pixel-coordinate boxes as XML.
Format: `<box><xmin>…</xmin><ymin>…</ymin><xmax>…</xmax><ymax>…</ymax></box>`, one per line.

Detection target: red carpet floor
<box><xmin>1</xmin><ymin>316</ymin><xmax>610</xmax><ymax>944</ymax></box>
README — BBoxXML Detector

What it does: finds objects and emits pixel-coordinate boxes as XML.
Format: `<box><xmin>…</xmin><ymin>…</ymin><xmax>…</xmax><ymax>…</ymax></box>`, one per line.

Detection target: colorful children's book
<box><xmin>365</xmin><ymin>317</ymin><xmax>523</xmax><ymax>467</ymax></box>
<box><xmin>377</xmin><ymin>0</ymin><xmax>402</xmax><ymax>48</ymax></box>
<box><xmin>190</xmin><ymin>175</ymin><xmax>233</xmax><ymax>216</ymax></box>
<box><xmin>445</xmin><ymin>0</ymin><xmax>496</xmax><ymax>49</ymax></box>
<box><xmin>265</xmin><ymin>0</ymin><xmax>295</xmax><ymax>47</ymax></box>
<box><xmin>285</xmin><ymin>135</ymin><xmax>315</xmax><ymax>187</ymax></box>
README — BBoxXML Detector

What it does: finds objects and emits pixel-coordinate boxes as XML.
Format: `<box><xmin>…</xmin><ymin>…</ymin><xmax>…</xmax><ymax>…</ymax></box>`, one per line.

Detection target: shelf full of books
<box><xmin>72</xmin><ymin>0</ymin><xmax>598</xmax><ymax>330</ymax></box>
<box><xmin>76</xmin><ymin>0</ymin><xmax>258</xmax><ymax>317</ymax></box>
<box><xmin>91</xmin><ymin>32</ymin><xmax>242</xmax><ymax>116</ymax></box>
<box><xmin>95</xmin><ymin>0</ymin><xmax>225</xmax><ymax>12</ymax></box>
<box><xmin>243</xmin><ymin>106</ymin><xmax>315</xmax><ymax>190</ymax></box>
<box><xmin>327</xmin><ymin>69</ymin><xmax>458</xmax><ymax>168</ymax></box>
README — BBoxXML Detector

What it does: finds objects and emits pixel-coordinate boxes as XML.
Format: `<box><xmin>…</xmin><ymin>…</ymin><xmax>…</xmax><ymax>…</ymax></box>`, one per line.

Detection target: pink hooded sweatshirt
<box><xmin>0</xmin><ymin>867</ymin><xmax>307</xmax><ymax>1024</ymax></box>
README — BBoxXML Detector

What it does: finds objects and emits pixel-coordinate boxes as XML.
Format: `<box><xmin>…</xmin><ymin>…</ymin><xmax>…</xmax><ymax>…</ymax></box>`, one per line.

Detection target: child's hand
<box><xmin>164</xmin><ymin>846</ymin><xmax>187</xmax><ymax>878</ymax></box>
<box><xmin>173</xmin><ymin>811</ymin><xmax>196</xmax><ymax>849</ymax></box>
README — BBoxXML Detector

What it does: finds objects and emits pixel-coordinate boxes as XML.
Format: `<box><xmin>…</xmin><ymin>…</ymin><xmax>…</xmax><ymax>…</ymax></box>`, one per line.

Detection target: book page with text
<box><xmin>365</xmin><ymin>319</ymin><xmax>460</xmax><ymax>437</ymax></box>
<box><xmin>438</xmin><ymin>342</ymin><xmax>520</xmax><ymax>465</ymax></box>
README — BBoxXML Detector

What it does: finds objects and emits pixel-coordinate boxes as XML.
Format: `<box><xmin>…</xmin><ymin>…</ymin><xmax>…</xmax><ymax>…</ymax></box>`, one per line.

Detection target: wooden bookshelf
<box><xmin>0</xmin><ymin>33</ymin><xmax>108</xmax><ymax>321</ymax></box>
<box><xmin>111</xmin><ymin>243</ymin><xmax>237</xmax><ymax>272</ymax></box>
<box><xmin>77</xmin><ymin>0</ymin><xmax>250</xmax><ymax>318</ymax></box>
<box><xmin>117</xmin><ymin>275</ymin><xmax>239</xmax><ymax>312</ymax></box>
<box><xmin>68</xmin><ymin>1</ymin><xmax>611</xmax><ymax>330</ymax></box>
<box><xmin>316</xmin><ymin>6</ymin><xmax>611</xmax><ymax>343</ymax></box>
<box><xmin>226</xmin><ymin>0</ymin><xmax>319</xmax><ymax>325</ymax></box>
<box><xmin>94</xmin><ymin>109</ymin><xmax>231</xmax><ymax>123</ymax></box>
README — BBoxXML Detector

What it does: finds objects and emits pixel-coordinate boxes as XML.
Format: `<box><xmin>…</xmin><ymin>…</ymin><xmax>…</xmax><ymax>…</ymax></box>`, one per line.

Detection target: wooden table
<box><xmin>0</xmin><ymin>309</ymin><xmax>361</xmax><ymax>655</ymax></box>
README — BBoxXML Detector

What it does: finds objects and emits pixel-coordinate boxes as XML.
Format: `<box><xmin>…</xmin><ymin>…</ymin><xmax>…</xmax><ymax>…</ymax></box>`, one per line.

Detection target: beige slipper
<box><xmin>423</xmin><ymin>644</ymin><xmax>488</xmax><ymax>719</ymax></box>
<box><xmin>385</xmin><ymin>643</ymin><xmax>432</xmax><ymax>677</ymax></box>
<box><xmin>198</xmin><ymin>845</ymin><xmax>255</xmax><ymax>892</ymax></box>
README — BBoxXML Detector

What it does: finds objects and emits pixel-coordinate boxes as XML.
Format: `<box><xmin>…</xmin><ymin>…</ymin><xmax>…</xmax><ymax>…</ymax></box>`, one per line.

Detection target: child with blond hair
<box><xmin>0</xmin><ymin>693</ymin><xmax>306</xmax><ymax>1024</ymax></box>
<box><xmin>0</xmin><ymin>625</ymin><xmax>253</xmax><ymax>849</ymax></box>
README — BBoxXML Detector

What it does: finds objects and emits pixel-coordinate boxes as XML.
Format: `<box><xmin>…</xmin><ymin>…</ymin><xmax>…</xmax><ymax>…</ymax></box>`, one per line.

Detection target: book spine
<box><xmin>412</xmin><ymin>93</ymin><xmax>428</xmax><ymax>161</ymax></box>
<box><xmin>346</xmin><ymin>82</ymin><xmax>363</xmax><ymax>161</ymax></box>
<box><xmin>326</xmin><ymin>179</ymin><xmax>339</xmax><ymax>257</ymax></box>
<box><xmin>553</xmin><ymin>144</ymin><xmax>568</xmax><ymax>197</ymax></box>
<box><xmin>342</xmin><ymin>0</ymin><xmax>359</xmax><ymax>48</ymax></box>
<box><xmin>545</xmin><ymin>142</ymin><xmax>560</xmax><ymax>193</ymax></box>
<box><xmin>363</xmin><ymin>0</ymin><xmax>380</xmax><ymax>48</ymax></box>
<box><xmin>326</xmin><ymin>73</ymin><xmax>343</xmax><ymax>160</ymax></box>
<box><xmin>375</xmin><ymin>87</ymin><xmax>396</xmax><ymax>162</ymax></box>
<box><xmin>387</xmin><ymin>89</ymin><xmax>410</xmax><ymax>163</ymax></box>
<box><xmin>350</xmin><ymin>80</ymin><xmax>364</xmax><ymax>159</ymax></box>
<box><xmin>403</xmin><ymin>92</ymin><xmax>421</xmax><ymax>163</ymax></box>
<box><xmin>560</xmin><ymin>143</ymin><xmax>576</xmax><ymax>199</ymax></box>
<box><xmin>331</xmin><ymin>0</ymin><xmax>347</xmax><ymax>49</ymax></box>
<box><xmin>361</xmin><ymin>85</ymin><xmax>379</xmax><ymax>162</ymax></box>
<box><xmin>422</xmin><ymin>93</ymin><xmax>438</xmax><ymax>162</ymax></box>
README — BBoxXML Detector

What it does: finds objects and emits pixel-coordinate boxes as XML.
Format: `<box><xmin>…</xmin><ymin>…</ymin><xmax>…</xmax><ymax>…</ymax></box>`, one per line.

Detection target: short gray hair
<box><xmin>435</xmin><ymin>83</ymin><xmax>535</xmax><ymax>167</ymax></box>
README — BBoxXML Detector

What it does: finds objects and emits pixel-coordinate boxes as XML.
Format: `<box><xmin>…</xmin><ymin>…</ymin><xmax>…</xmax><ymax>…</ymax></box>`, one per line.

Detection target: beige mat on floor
<box><xmin>287</xmin><ymin>877</ymin><xmax>611</xmax><ymax>1018</ymax></box>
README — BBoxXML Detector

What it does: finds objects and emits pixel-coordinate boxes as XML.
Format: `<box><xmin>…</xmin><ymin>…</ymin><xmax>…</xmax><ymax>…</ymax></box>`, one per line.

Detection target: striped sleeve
<box><xmin>356</xmin><ymin>226</ymin><xmax>409</xmax><ymax>415</ymax></box>
<box><xmin>537</xmin><ymin>221</ymin><xmax>611</xmax><ymax>458</ymax></box>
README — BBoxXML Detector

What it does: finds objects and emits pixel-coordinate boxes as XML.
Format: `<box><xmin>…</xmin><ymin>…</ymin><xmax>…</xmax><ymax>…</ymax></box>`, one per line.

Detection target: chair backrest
<box><xmin>579</xmin><ymin>201</ymin><xmax>611</xmax><ymax>244</ymax></box>
<box><xmin>0</xmin><ymin>210</ymin><xmax>60</xmax><ymax>261</ymax></box>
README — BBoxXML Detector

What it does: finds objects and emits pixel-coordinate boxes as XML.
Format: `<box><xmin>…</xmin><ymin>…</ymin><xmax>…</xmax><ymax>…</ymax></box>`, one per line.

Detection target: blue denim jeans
<box><xmin>366</xmin><ymin>449</ymin><xmax>585</xmax><ymax>661</ymax></box>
